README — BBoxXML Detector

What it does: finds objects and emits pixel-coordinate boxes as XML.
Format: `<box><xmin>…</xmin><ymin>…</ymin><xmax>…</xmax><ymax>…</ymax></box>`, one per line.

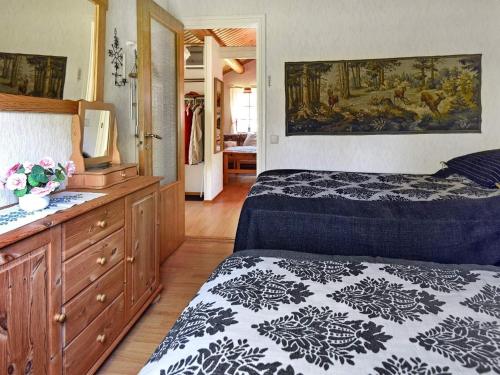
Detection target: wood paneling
<box><xmin>159</xmin><ymin>182</ymin><xmax>185</xmax><ymax>263</ymax></box>
<box><xmin>0</xmin><ymin>229</ymin><xmax>62</xmax><ymax>375</ymax></box>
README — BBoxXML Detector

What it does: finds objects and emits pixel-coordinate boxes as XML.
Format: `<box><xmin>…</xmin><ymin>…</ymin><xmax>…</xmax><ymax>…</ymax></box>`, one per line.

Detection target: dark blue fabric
<box><xmin>234</xmin><ymin>171</ymin><xmax>500</xmax><ymax>266</ymax></box>
<box><xmin>445</xmin><ymin>149</ymin><xmax>500</xmax><ymax>188</ymax></box>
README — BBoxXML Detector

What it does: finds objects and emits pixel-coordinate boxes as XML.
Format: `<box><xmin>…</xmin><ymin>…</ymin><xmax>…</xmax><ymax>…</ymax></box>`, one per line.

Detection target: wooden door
<box><xmin>0</xmin><ymin>228</ymin><xmax>62</xmax><ymax>375</ymax></box>
<box><xmin>125</xmin><ymin>185</ymin><xmax>159</xmax><ymax>319</ymax></box>
<box><xmin>137</xmin><ymin>0</ymin><xmax>185</xmax><ymax>263</ymax></box>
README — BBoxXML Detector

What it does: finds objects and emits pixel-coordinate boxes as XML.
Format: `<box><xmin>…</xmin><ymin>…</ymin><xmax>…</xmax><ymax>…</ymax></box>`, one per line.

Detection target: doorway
<box><xmin>182</xmin><ymin>18</ymin><xmax>265</xmax><ymax>240</ymax></box>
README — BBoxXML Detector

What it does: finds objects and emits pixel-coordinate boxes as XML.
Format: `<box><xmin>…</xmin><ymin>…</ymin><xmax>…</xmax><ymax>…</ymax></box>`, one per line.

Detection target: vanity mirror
<box><xmin>0</xmin><ymin>0</ymin><xmax>108</xmax><ymax>113</ymax></box>
<box><xmin>69</xmin><ymin>101</ymin><xmax>137</xmax><ymax>189</ymax></box>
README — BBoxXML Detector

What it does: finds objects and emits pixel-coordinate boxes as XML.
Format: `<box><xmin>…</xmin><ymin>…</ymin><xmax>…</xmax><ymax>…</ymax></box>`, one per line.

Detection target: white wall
<box><xmin>0</xmin><ymin>0</ymin><xmax>94</xmax><ymax>100</ymax></box>
<box><xmin>203</xmin><ymin>36</ymin><xmax>224</xmax><ymax>200</ymax></box>
<box><xmin>162</xmin><ymin>0</ymin><xmax>500</xmax><ymax>174</ymax></box>
<box><xmin>223</xmin><ymin>59</ymin><xmax>256</xmax><ymax>133</ymax></box>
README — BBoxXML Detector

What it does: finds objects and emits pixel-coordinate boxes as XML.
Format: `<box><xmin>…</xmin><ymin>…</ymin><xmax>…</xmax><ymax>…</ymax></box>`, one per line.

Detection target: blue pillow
<box><xmin>445</xmin><ymin>149</ymin><xmax>500</xmax><ymax>189</ymax></box>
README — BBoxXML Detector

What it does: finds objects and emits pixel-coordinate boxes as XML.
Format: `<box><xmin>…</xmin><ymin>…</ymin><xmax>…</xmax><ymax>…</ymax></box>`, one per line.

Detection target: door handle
<box><xmin>144</xmin><ymin>133</ymin><xmax>163</xmax><ymax>140</ymax></box>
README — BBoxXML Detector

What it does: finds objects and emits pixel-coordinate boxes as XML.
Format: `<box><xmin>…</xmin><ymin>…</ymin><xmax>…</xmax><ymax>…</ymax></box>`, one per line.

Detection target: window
<box><xmin>230</xmin><ymin>87</ymin><xmax>257</xmax><ymax>133</ymax></box>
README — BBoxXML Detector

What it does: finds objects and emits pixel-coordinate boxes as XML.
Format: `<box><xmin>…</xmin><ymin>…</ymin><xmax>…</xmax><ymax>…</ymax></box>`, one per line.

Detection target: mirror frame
<box><xmin>0</xmin><ymin>0</ymin><xmax>108</xmax><ymax>115</ymax></box>
<box><xmin>213</xmin><ymin>77</ymin><xmax>224</xmax><ymax>154</ymax></box>
<box><xmin>71</xmin><ymin>100</ymin><xmax>120</xmax><ymax>173</ymax></box>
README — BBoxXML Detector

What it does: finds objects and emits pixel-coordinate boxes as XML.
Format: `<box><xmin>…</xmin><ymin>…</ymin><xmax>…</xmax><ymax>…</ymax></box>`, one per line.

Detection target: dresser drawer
<box><xmin>63</xmin><ymin>228</ymin><xmax>124</xmax><ymax>303</ymax></box>
<box><xmin>63</xmin><ymin>261</ymin><xmax>124</xmax><ymax>346</ymax></box>
<box><xmin>63</xmin><ymin>199</ymin><xmax>124</xmax><ymax>260</ymax></box>
<box><xmin>63</xmin><ymin>294</ymin><xmax>124</xmax><ymax>375</ymax></box>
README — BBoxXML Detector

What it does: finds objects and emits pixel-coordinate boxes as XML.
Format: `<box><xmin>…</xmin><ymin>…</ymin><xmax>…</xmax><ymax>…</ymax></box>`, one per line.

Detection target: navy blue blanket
<box><xmin>234</xmin><ymin>170</ymin><xmax>500</xmax><ymax>265</ymax></box>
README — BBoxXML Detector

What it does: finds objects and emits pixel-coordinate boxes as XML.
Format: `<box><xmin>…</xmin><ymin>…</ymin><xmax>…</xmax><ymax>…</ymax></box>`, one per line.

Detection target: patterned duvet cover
<box><xmin>140</xmin><ymin>250</ymin><xmax>500</xmax><ymax>375</ymax></box>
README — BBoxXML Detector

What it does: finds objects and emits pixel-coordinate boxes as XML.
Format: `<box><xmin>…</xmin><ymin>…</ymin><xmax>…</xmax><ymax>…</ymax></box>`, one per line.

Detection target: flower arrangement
<box><xmin>1</xmin><ymin>157</ymin><xmax>75</xmax><ymax>198</ymax></box>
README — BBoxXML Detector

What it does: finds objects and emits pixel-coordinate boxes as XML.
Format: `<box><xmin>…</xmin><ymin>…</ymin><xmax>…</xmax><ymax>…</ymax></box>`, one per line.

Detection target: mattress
<box><xmin>234</xmin><ymin>170</ymin><xmax>500</xmax><ymax>265</ymax></box>
<box><xmin>140</xmin><ymin>250</ymin><xmax>500</xmax><ymax>375</ymax></box>
<box><xmin>224</xmin><ymin>145</ymin><xmax>257</xmax><ymax>153</ymax></box>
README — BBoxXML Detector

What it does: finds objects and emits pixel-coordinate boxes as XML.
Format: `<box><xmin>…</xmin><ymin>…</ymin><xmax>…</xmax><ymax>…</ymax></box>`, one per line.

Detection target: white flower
<box><xmin>39</xmin><ymin>157</ymin><xmax>55</xmax><ymax>169</ymax></box>
<box><xmin>46</xmin><ymin>180</ymin><xmax>60</xmax><ymax>192</ymax></box>
<box><xmin>23</xmin><ymin>161</ymin><xmax>34</xmax><ymax>173</ymax></box>
<box><xmin>6</xmin><ymin>173</ymin><xmax>27</xmax><ymax>191</ymax></box>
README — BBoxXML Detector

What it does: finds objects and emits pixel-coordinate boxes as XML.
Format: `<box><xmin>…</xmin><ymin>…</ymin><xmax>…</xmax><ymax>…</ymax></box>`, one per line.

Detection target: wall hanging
<box><xmin>0</xmin><ymin>52</ymin><xmax>67</xmax><ymax>98</ymax></box>
<box><xmin>108</xmin><ymin>28</ymin><xmax>127</xmax><ymax>87</ymax></box>
<box><xmin>285</xmin><ymin>54</ymin><xmax>481</xmax><ymax>135</ymax></box>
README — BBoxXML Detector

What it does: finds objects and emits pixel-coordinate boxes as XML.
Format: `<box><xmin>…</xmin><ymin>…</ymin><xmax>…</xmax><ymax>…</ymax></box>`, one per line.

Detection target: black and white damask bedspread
<box><xmin>140</xmin><ymin>250</ymin><xmax>500</xmax><ymax>375</ymax></box>
<box><xmin>249</xmin><ymin>170</ymin><xmax>500</xmax><ymax>201</ymax></box>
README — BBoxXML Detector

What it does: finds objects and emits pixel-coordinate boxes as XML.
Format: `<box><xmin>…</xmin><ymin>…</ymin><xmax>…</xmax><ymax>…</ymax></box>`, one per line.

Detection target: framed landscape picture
<box><xmin>285</xmin><ymin>54</ymin><xmax>481</xmax><ymax>135</ymax></box>
<box><xmin>0</xmin><ymin>52</ymin><xmax>67</xmax><ymax>99</ymax></box>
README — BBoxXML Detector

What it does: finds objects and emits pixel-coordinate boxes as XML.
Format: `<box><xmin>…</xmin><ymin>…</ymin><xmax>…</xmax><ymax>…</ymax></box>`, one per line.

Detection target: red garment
<box><xmin>184</xmin><ymin>105</ymin><xmax>193</xmax><ymax>164</ymax></box>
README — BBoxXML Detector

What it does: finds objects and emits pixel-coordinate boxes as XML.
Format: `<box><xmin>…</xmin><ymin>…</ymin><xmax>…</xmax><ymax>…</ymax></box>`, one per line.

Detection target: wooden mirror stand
<box><xmin>68</xmin><ymin>101</ymin><xmax>138</xmax><ymax>189</ymax></box>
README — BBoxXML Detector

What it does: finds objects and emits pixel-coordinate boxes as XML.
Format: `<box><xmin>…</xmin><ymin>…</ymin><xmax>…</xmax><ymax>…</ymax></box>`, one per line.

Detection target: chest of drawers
<box><xmin>0</xmin><ymin>177</ymin><xmax>161</xmax><ymax>375</ymax></box>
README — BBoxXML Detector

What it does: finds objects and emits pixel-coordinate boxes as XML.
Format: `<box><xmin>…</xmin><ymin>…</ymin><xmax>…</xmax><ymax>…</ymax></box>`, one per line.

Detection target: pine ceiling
<box><xmin>184</xmin><ymin>28</ymin><xmax>256</xmax><ymax>47</ymax></box>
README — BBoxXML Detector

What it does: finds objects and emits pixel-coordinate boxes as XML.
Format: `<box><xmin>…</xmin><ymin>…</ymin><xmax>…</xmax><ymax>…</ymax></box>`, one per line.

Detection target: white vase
<box><xmin>18</xmin><ymin>194</ymin><xmax>50</xmax><ymax>212</ymax></box>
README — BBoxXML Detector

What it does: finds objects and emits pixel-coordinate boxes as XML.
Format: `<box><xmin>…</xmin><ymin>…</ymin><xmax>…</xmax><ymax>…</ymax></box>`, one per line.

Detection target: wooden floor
<box><xmin>185</xmin><ymin>175</ymin><xmax>255</xmax><ymax>239</ymax></box>
<box><xmin>98</xmin><ymin>176</ymin><xmax>254</xmax><ymax>374</ymax></box>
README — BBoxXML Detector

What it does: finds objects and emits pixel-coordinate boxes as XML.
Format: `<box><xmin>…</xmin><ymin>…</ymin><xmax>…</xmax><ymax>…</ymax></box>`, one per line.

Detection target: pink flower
<box><xmin>6</xmin><ymin>173</ymin><xmax>27</xmax><ymax>191</ymax></box>
<box><xmin>5</xmin><ymin>162</ymin><xmax>21</xmax><ymax>178</ymax></box>
<box><xmin>30</xmin><ymin>186</ymin><xmax>51</xmax><ymax>197</ymax></box>
<box><xmin>46</xmin><ymin>180</ymin><xmax>60</xmax><ymax>192</ymax></box>
<box><xmin>65</xmin><ymin>161</ymin><xmax>76</xmax><ymax>177</ymax></box>
<box><xmin>39</xmin><ymin>157</ymin><xmax>55</xmax><ymax>170</ymax></box>
<box><xmin>23</xmin><ymin>161</ymin><xmax>34</xmax><ymax>173</ymax></box>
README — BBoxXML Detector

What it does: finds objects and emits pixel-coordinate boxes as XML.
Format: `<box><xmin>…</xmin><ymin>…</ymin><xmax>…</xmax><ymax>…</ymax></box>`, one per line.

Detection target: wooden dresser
<box><xmin>0</xmin><ymin>177</ymin><xmax>162</xmax><ymax>375</ymax></box>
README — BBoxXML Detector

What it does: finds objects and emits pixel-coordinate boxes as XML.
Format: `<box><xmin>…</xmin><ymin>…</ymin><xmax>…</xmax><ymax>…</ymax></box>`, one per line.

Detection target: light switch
<box><xmin>270</xmin><ymin>135</ymin><xmax>279</xmax><ymax>144</ymax></box>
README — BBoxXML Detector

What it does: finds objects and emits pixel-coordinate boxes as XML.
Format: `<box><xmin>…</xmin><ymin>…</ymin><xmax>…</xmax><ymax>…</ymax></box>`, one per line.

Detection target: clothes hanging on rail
<box><xmin>189</xmin><ymin>105</ymin><xmax>204</xmax><ymax>165</ymax></box>
<box><xmin>184</xmin><ymin>104</ymin><xmax>193</xmax><ymax>164</ymax></box>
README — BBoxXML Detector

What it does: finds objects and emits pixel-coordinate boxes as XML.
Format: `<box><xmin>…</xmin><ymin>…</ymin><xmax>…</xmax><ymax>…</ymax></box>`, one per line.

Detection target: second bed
<box><xmin>234</xmin><ymin>169</ymin><xmax>500</xmax><ymax>266</ymax></box>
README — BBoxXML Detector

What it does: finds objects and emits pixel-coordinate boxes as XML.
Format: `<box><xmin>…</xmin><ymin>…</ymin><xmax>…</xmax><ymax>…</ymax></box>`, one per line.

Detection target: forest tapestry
<box><xmin>285</xmin><ymin>54</ymin><xmax>481</xmax><ymax>135</ymax></box>
<box><xmin>0</xmin><ymin>52</ymin><xmax>67</xmax><ymax>99</ymax></box>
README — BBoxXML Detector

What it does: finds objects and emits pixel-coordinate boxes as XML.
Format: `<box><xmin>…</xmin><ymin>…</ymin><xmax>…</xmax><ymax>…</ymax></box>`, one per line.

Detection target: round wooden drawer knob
<box><xmin>96</xmin><ymin>334</ymin><xmax>106</xmax><ymax>344</ymax></box>
<box><xmin>97</xmin><ymin>220</ymin><xmax>107</xmax><ymax>229</ymax></box>
<box><xmin>96</xmin><ymin>257</ymin><xmax>107</xmax><ymax>266</ymax></box>
<box><xmin>126</xmin><ymin>256</ymin><xmax>135</xmax><ymax>263</ymax></box>
<box><xmin>120</xmin><ymin>171</ymin><xmax>127</xmax><ymax>178</ymax></box>
<box><xmin>53</xmin><ymin>313</ymin><xmax>66</xmax><ymax>323</ymax></box>
<box><xmin>96</xmin><ymin>294</ymin><xmax>107</xmax><ymax>303</ymax></box>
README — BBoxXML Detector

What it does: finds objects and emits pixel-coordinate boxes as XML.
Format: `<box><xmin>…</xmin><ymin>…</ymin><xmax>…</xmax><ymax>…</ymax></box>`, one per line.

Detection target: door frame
<box><xmin>182</xmin><ymin>15</ymin><xmax>267</xmax><ymax>173</ymax></box>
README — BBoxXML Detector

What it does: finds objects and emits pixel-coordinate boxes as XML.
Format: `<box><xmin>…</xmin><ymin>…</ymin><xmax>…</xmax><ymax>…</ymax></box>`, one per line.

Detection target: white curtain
<box><xmin>229</xmin><ymin>87</ymin><xmax>242</xmax><ymax>134</ymax></box>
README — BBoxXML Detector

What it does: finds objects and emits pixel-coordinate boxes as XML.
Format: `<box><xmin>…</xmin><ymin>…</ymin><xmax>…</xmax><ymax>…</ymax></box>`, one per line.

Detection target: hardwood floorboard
<box><xmin>185</xmin><ymin>175</ymin><xmax>255</xmax><ymax>239</ymax></box>
<box><xmin>97</xmin><ymin>239</ymin><xmax>233</xmax><ymax>374</ymax></box>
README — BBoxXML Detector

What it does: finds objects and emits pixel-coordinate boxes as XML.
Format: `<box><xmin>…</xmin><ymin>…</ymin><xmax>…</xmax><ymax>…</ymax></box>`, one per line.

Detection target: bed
<box><xmin>234</xmin><ymin>169</ymin><xmax>500</xmax><ymax>266</ymax></box>
<box><xmin>140</xmin><ymin>250</ymin><xmax>500</xmax><ymax>375</ymax></box>
<box><xmin>223</xmin><ymin>146</ymin><xmax>257</xmax><ymax>184</ymax></box>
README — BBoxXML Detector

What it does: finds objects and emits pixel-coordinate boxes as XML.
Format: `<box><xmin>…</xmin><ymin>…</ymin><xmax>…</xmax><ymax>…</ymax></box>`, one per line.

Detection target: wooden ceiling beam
<box><xmin>189</xmin><ymin>29</ymin><xmax>245</xmax><ymax>74</ymax></box>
